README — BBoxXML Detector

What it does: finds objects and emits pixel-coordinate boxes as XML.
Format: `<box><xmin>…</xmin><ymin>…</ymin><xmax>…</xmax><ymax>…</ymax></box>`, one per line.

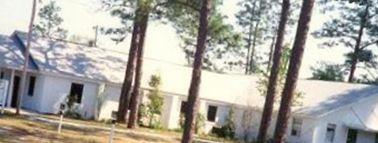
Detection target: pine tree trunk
<box><xmin>116</xmin><ymin>7</ymin><xmax>143</xmax><ymax>123</ymax></box>
<box><xmin>16</xmin><ymin>0</ymin><xmax>37</xmax><ymax>115</ymax></box>
<box><xmin>181</xmin><ymin>0</ymin><xmax>211</xmax><ymax>142</ymax></box>
<box><xmin>347</xmin><ymin>4</ymin><xmax>369</xmax><ymax>83</ymax></box>
<box><xmin>266</xmin><ymin>30</ymin><xmax>277</xmax><ymax>73</ymax></box>
<box><xmin>249</xmin><ymin>0</ymin><xmax>264</xmax><ymax>74</ymax></box>
<box><xmin>245</xmin><ymin>25</ymin><xmax>253</xmax><ymax>74</ymax></box>
<box><xmin>273</xmin><ymin>0</ymin><xmax>315</xmax><ymax>142</ymax></box>
<box><xmin>127</xmin><ymin>8</ymin><xmax>150</xmax><ymax>129</ymax></box>
<box><xmin>249</xmin><ymin>21</ymin><xmax>260</xmax><ymax>73</ymax></box>
<box><xmin>348</xmin><ymin>48</ymin><xmax>358</xmax><ymax>83</ymax></box>
<box><xmin>257</xmin><ymin>0</ymin><xmax>290</xmax><ymax>142</ymax></box>
<box><xmin>244</xmin><ymin>0</ymin><xmax>258</xmax><ymax>75</ymax></box>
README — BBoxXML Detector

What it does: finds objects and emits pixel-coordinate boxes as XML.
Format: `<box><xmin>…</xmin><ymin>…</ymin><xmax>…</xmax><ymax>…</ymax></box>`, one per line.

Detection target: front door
<box><xmin>346</xmin><ymin>129</ymin><xmax>358</xmax><ymax>143</ymax></box>
<box><xmin>11</xmin><ymin>76</ymin><xmax>20</xmax><ymax>108</ymax></box>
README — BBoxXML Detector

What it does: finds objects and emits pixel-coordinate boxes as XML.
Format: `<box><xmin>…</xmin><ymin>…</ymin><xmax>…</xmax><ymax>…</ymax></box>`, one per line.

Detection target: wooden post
<box><xmin>108</xmin><ymin>120</ymin><xmax>116</xmax><ymax>143</ymax></box>
<box><xmin>7</xmin><ymin>69</ymin><xmax>15</xmax><ymax>108</ymax></box>
<box><xmin>58</xmin><ymin>113</ymin><xmax>63</xmax><ymax>134</ymax></box>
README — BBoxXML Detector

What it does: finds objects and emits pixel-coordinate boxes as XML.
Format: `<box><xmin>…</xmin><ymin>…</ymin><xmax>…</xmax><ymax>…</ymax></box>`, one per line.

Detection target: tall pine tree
<box><xmin>257</xmin><ymin>0</ymin><xmax>290</xmax><ymax>141</ymax></box>
<box><xmin>273</xmin><ymin>0</ymin><xmax>315</xmax><ymax>142</ymax></box>
<box><xmin>34</xmin><ymin>1</ymin><xmax>67</xmax><ymax>39</ymax></box>
<box><xmin>313</xmin><ymin>0</ymin><xmax>378</xmax><ymax>82</ymax></box>
<box><xmin>181</xmin><ymin>0</ymin><xmax>212</xmax><ymax>142</ymax></box>
<box><xmin>236</xmin><ymin>0</ymin><xmax>301</xmax><ymax>74</ymax></box>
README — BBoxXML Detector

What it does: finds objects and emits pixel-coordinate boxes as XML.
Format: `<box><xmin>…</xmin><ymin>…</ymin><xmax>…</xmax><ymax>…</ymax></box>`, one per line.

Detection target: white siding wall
<box><xmin>37</xmin><ymin>75</ymin><xmax>99</xmax><ymax>119</ymax></box>
<box><xmin>234</xmin><ymin>109</ymin><xmax>265</xmax><ymax>141</ymax></box>
<box><xmin>161</xmin><ymin>94</ymin><xmax>181</xmax><ymax>129</ymax></box>
<box><xmin>21</xmin><ymin>73</ymin><xmax>45</xmax><ymax>111</ymax></box>
<box><xmin>310</xmin><ymin>96</ymin><xmax>378</xmax><ymax>143</ymax></box>
<box><xmin>287</xmin><ymin>117</ymin><xmax>317</xmax><ymax>143</ymax></box>
<box><xmin>1</xmin><ymin>69</ymin><xmax>16</xmax><ymax>107</ymax></box>
<box><xmin>98</xmin><ymin>85</ymin><xmax>121</xmax><ymax>120</ymax></box>
<box><xmin>0</xmin><ymin>69</ymin><xmax>44</xmax><ymax>111</ymax></box>
<box><xmin>98</xmin><ymin>87</ymin><xmax>185</xmax><ymax>129</ymax></box>
<box><xmin>199</xmin><ymin>100</ymin><xmax>230</xmax><ymax>133</ymax></box>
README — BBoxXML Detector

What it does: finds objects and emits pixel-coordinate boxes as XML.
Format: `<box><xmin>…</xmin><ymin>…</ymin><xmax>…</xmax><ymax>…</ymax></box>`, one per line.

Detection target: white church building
<box><xmin>0</xmin><ymin>31</ymin><xmax>378</xmax><ymax>143</ymax></box>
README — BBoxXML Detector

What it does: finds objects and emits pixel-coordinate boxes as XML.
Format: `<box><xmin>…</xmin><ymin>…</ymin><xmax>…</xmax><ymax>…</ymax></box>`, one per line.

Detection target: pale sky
<box><xmin>0</xmin><ymin>0</ymin><xmax>354</xmax><ymax>78</ymax></box>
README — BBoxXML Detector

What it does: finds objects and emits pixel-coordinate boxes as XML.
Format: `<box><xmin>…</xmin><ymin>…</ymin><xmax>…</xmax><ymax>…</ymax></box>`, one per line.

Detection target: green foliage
<box><xmin>195</xmin><ymin>113</ymin><xmax>205</xmax><ymax>134</ymax></box>
<box><xmin>64</xmin><ymin>94</ymin><xmax>82</xmax><ymax>119</ymax></box>
<box><xmin>139</xmin><ymin>74</ymin><xmax>164</xmax><ymax>128</ymax></box>
<box><xmin>66</xmin><ymin>94</ymin><xmax>78</xmax><ymax>109</ymax></box>
<box><xmin>34</xmin><ymin>1</ymin><xmax>67</xmax><ymax>39</ymax></box>
<box><xmin>212</xmin><ymin>107</ymin><xmax>236</xmax><ymax>139</ymax></box>
<box><xmin>165</xmin><ymin>0</ymin><xmax>243</xmax><ymax>72</ymax></box>
<box><xmin>236</xmin><ymin>0</ymin><xmax>275</xmax><ymax>74</ymax></box>
<box><xmin>101</xmin><ymin>0</ymin><xmax>177</xmax><ymax>43</ymax></box>
<box><xmin>150</xmin><ymin>120</ymin><xmax>164</xmax><ymax>129</ymax></box>
<box><xmin>313</xmin><ymin>0</ymin><xmax>378</xmax><ymax>80</ymax></box>
<box><xmin>147</xmin><ymin>74</ymin><xmax>163</xmax><ymax>116</ymax></box>
<box><xmin>345</xmin><ymin>50</ymin><xmax>375</xmax><ymax>64</ymax></box>
<box><xmin>355</xmin><ymin>75</ymin><xmax>378</xmax><ymax>85</ymax></box>
<box><xmin>137</xmin><ymin>103</ymin><xmax>148</xmax><ymax>125</ymax></box>
<box><xmin>311</xmin><ymin>63</ymin><xmax>345</xmax><ymax>81</ymax></box>
<box><xmin>236</xmin><ymin>0</ymin><xmax>301</xmax><ymax>74</ymax></box>
<box><xmin>179</xmin><ymin>112</ymin><xmax>205</xmax><ymax>134</ymax></box>
<box><xmin>257</xmin><ymin>45</ymin><xmax>304</xmax><ymax>106</ymax></box>
<box><xmin>101</xmin><ymin>0</ymin><xmax>243</xmax><ymax>72</ymax></box>
<box><xmin>64</xmin><ymin>110</ymin><xmax>82</xmax><ymax>119</ymax></box>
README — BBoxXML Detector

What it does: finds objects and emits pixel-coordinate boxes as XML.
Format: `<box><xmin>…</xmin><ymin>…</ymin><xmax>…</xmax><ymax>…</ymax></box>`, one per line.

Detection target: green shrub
<box><xmin>195</xmin><ymin>113</ymin><xmax>205</xmax><ymax>134</ymax></box>
<box><xmin>137</xmin><ymin>104</ymin><xmax>147</xmax><ymax>125</ymax></box>
<box><xmin>212</xmin><ymin>107</ymin><xmax>236</xmax><ymax>139</ymax></box>
<box><xmin>150</xmin><ymin>120</ymin><xmax>164</xmax><ymax>129</ymax></box>
<box><xmin>63</xmin><ymin>94</ymin><xmax>82</xmax><ymax>119</ymax></box>
<box><xmin>178</xmin><ymin>112</ymin><xmax>205</xmax><ymax>134</ymax></box>
<box><xmin>137</xmin><ymin>74</ymin><xmax>165</xmax><ymax>128</ymax></box>
<box><xmin>64</xmin><ymin>109</ymin><xmax>82</xmax><ymax>119</ymax></box>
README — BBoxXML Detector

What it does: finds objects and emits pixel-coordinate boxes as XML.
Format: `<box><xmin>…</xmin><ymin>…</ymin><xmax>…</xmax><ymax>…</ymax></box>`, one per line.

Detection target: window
<box><xmin>207</xmin><ymin>105</ymin><xmax>217</xmax><ymax>122</ymax></box>
<box><xmin>180</xmin><ymin>101</ymin><xmax>188</xmax><ymax>114</ymax></box>
<box><xmin>0</xmin><ymin>72</ymin><xmax>4</xmax><ymax>79</ymax></box>
<box><xmin>346</xmin><ymin>129</ymin><xmax>357</xmax><ymax>143</ymax></box>
<box><xmin>375</xmin><ymin>133</ymin><xmax>378</xmax><ymax>143</ymax></box>
<box><xmin>28</xmin><ymin>76</ymin><xmax>36</xmax><ymax>96</ymax></box>
<box><xmin>325</xmin><ymin>124</ymin><xmax>336</xmax><ymax>143</ymax></box>
<box><xmin>291</xmin><ymin>118</ymin><xmax>302</xmax><ymax>137</ymax></box>
<box><xmin>69</xmin><ymin>83</ymin><xmax>84</xmax><ymax>103</ymax></box>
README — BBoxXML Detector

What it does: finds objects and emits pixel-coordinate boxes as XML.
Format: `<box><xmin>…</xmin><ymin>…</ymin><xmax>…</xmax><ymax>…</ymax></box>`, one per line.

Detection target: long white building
<box><xmin>0</xmin><ymin>31</ymin><xmax>378</xmax><ymax>143</ymax></box>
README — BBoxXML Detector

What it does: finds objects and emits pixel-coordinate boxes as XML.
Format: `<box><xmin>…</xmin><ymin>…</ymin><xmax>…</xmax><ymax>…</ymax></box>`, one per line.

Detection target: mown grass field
<box><xmin>0</xmin><ymin>113</ymin><xmax>179</xmax><ymax>143</ymax></box>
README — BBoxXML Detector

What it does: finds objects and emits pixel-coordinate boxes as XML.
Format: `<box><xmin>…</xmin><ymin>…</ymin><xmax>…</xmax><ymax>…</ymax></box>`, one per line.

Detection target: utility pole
<box><xmin>16</xmin><ymin>0</ymin><xmax>37</xmax><ymax>115</ymax></box>
<box><xmin>93</xmin><ymin>25</ymin><xmax>98</xmax><ymax>47</ymax></box>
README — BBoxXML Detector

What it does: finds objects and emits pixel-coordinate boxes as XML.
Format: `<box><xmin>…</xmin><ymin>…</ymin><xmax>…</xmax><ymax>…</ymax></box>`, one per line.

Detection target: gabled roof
<box><xmin>13</xmin><ymin>31</ymin><xmax>126</xmax><ymax>83</ymax></box>
<box><xmin>7</xmin><ymin>31</ymin><xmax>378</xmax><ymax>118</ymax></box>
<box><xmin>0</xmin><ymin>33</ymin><xmax>37</xmax><ymax>70</ymax></box>
<box><xmin>294</xmin><ymin>80</ymin><xmax>378</xmax><ymax>117</ymax></box>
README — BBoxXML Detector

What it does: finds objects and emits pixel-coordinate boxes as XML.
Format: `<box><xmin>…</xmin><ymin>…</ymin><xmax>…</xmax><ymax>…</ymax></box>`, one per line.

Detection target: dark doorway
<box><xmin>11</xmin><ymin>76</ymin><xmax>21</xmax><ymax>108</ymax></box>
<box><xmin>346</xmin><ymin>129</ymin><xmax>358</xmax><ymax>143</ymax></box>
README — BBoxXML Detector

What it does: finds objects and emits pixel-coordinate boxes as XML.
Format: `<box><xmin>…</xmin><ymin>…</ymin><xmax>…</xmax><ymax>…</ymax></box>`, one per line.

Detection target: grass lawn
<box><xmin>40</xmin><ymin>114</ymin><xmax>183</xmax><ymax>138</ymax></box>
<box><xmin>39</xmin><ymin>114</ymin><xmax>237</xmax><ymax>143</ymax></box>
<box><xmin>0</xmin><ymin>112</ymin><xmax>179</xmax><ymax>143</ymax></box>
